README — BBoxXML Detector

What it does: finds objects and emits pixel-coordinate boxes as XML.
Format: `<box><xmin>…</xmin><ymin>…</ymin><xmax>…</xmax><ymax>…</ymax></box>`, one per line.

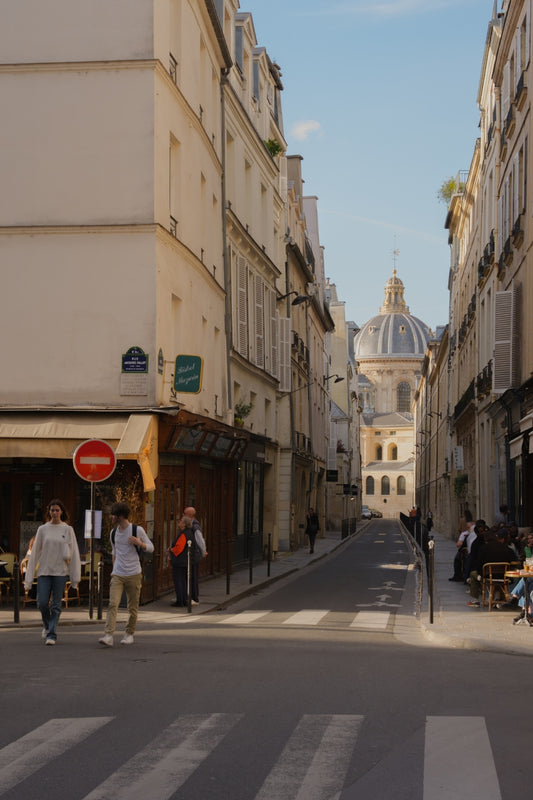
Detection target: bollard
<box><xmin>428</xmin><ymin>538</ymin><xmax>434</xmax><ymax>624</ymax></box>
<box><xmin>226</xmin><ymin>538</ymin><xmax>231</xmax><ymax>595</ymax></box>
<box><xmin>13</xmin><ymin>559</ymin><xmax>20</xmax><ymax>624</ymax></box>
<box><xmin>267</xmin><ymin>533</ymin><xmax>271</xmax><ymax>577</ymax></box>
<box><xmin>97</xmin><ymin>559</ymin><xmax>103</xmax><ymax>620</ymax></box>
<box><xmin>187</xmin><ymin>540</ymin><xmax>192</xmax><ymax>613</ymax></box>
<box><xmin>249</xmin><ymin>534</ymin><xmax>253</xmax><ymax>585</ymax></box>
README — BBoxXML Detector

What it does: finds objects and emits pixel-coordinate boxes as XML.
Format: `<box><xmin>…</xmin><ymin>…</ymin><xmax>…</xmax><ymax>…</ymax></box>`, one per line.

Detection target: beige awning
<box><xmin>0</xmin><ymin>412</ymin><xmax>158</xmax><ymax>491</ymax></box>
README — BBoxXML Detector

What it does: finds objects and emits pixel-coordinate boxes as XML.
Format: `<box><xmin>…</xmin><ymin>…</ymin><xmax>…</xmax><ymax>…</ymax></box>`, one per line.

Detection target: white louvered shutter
<box><xmin>237</xmin><ymin>255</ymin><xmax>248</xmax><ymax>358</ymax></box>
<box><xmin>269</xmin><ymin>290</ymin><xmax>278</xmax><ymax>378</ymax></box>
<box><xmin>254</xmin><ymin>274</ymin><xmax>265</xmax><ymax>368</ymax></box>
<box><xmin>279</xmin><ymin>317</ymin><xmax>291</xmax><ymax>392</ymax></box>
<box><xmin>493</xmin><ymin>289</ymin><xmax>516</xmax><ymax>393</ymax></box>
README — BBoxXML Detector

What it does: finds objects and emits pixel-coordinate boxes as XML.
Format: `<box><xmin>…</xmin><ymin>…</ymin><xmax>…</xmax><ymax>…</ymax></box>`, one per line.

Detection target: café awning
<box><xmin>0</xmin><ymin>412</ymin><xmax>158</xmax><ymax>491</ymax></box>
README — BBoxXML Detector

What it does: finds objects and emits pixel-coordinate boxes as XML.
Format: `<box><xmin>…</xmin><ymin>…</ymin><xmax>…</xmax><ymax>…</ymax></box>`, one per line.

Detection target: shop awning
<box><xmin>0</xmin><ymin>412</ymin><xmax>158</xmax><ymax>491</ymax></box>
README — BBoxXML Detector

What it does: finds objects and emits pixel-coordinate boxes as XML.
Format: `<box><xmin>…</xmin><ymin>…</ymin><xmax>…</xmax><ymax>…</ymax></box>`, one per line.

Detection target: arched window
<box><xmin>397</xmin><ymin>476</ymin><xmax>406</xmax><ymax>495</ymax></box>
<box><xmin>366</xmin><ymin>476</ymin><xmax>374</xmax><ymax>495</ymax></box>
<box><xmin>388</xmin><ymin>444</ymin><xmax>398</xmax><ymax>461</ymax></box>
<box><xmin>381</xmin><ymin>476</ymin><xmax>390</xmax><ymax>495</ymax></box>
<box><xmin>397</xmin><ymin>382</ymin><xmax>411</xmax><ymax>412</ymax></box>
<box><xmin>376</xmin><ymin>445</ymin><xmax>382</xmax><ymax>460</ymax></box>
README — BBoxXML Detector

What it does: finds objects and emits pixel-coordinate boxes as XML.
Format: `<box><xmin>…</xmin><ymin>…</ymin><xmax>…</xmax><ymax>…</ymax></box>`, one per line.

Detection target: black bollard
<box><xmin>226</xmin><ymin>538</ymin><xmax>231</xmax><ymax>595</ymax></box>
<box><xmin>267</xmin><ymin>533</ymin><xmax>271</xmax><ymax>577</ymax></box>
<box><xmin>13</xmin><ymin>559</ymin><xmax>20</xmax><ymax>624</ymax></box>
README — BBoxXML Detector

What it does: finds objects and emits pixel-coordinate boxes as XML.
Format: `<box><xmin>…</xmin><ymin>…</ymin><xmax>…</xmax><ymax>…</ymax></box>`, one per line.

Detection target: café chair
<box><xmin>0</xmin><ymin>553</ymin><xmax>16</xmax><ymax>605</ymax></box>
<box><xmin>481</xmin><ymin>562</ymin><xmax>510</xmax><ymax>611</ymax></box>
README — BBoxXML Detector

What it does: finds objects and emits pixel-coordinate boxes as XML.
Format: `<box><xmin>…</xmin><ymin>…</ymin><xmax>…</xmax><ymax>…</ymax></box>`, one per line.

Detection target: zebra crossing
<box><xmin>0</xmin><ymin>713</ymin><xmax>503</xmax><ymax>799</ymax></box>
<box><xmin>157</xmin><ymin>609</ymin><xmax>393</xmax><ymax>630</ymax></box>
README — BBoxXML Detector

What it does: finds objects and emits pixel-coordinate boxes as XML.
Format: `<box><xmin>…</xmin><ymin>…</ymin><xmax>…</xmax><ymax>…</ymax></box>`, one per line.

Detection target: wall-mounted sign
<box><xmin>453</xmin><ymin>445</ymin><xmax>464</xmax><ymax>470</ymax></box>
<box><xmin>174</xmin><ymin>355</ymin><xmax>203</xmax><ymax>394</ymax></box>
<box><xmin>122</xmin><ymin>346</ymin><xmax>148</xmax><ymax>373</ymax></box>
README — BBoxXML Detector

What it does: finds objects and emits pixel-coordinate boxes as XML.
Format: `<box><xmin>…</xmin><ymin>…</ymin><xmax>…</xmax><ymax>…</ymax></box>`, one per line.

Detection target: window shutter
<box><xmin>493</xmin><ymin>288</ymin><xmax>517</xmax><ymax>393</ymax></box>
<box><xmin>269</xmin><ymin>290</ymin><xmax>278</xmax><ymax>378</ymax></box>
<box><xmin>235</xmin><ymin>26</ymin><xmax>244</xmax><ymax>73</ymax></box>
<box><xmin>279</xmin><ymin>317</ymin><xmax>291</xmax><ymax>392</ymax></box>
<box><xmin>526</xmin><ymin>10</ymin><xmax>530</xmax><ymax>67</ymax></box>
<box><xmin>237</xmin><ymin>255</ymin><xmax>248</xmax><ymax>358</ymax></box>
<box><xmin>254</xmin><ymin>274</ymin><xmax>265</xmax><ymax>368</ymax></box>
<box><xmin>497</xmin><ymin>195</ymin><xmax>503</xmax><ymax>255</ymax></box>
<box><xmin>252</xmin><ymin>60</ymin><xmax>260</xmax><ymax>103</ymax></box>
<box><xmin>513</xmin><ymin>153</ymin><xmax>519</xmax><ymax>223</ymax></box>
<box><xmin>502</xmin><ymin>61</ymin><xmax>510</xmax><ymax>120</ymax></box>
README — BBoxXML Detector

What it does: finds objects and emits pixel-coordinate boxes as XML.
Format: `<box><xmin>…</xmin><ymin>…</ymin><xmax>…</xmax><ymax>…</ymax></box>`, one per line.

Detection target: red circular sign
<box><xmin>73</xmin><ymin>439</ymin><xmax>117</xmax><ymax>483</ymax></box>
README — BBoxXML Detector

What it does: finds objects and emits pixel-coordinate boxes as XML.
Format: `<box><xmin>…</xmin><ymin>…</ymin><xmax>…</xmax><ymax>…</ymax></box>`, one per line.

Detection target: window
<box><xmin>389</xmin><ymin>444</ymin><xmax>398</xmax><ymax>461</ymax></box>
<box><xmin>397</xmin><ymin>476</ymin><xmax>406</xmax><ymax>495</ymax></box>
<box><xmin>397</xmin><ymin>382</ymin><xmax>411</xmax><ymax>412</ymax></box>
<box><xmin>381</xmin><ymin>476</ymin><xmax>390</xmax><ymax>495</ymax></box>
<box><xmin>366</xmin><ymin>476</ymin><xmax>374</xmax><ymax>495</ymax></box>
<box><xmin>376</xmin><ymin>445</ymin><xmax>382</xmax><ymax>461</ymax></box>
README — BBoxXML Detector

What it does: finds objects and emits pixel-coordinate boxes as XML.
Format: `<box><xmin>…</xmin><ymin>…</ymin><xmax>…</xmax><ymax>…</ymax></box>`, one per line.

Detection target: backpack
<box><xmin>110</xmin><ymin>524</ymin><xmax>143</xmax><ymax>562</ymax></box>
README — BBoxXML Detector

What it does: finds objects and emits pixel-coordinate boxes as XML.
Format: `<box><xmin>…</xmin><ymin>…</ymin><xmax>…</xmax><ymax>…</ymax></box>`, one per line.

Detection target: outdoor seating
<box><xmin>481</xmin><ymin>562</ymin><xmax>510</xmax><ymax>611</ymax></box>
<box><xmin>0</xmin><ymin>553</ymin><xmax>16</xmax><ymax>605</ymax></box>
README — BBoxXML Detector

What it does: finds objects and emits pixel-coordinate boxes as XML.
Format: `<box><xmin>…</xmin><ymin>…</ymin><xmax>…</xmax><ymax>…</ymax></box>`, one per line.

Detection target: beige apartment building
<box><xmin>0</xmin><ymin>0</ymin><xmax>336</xmax><ymax>596</ymax></box>
<box><xmin>415</xmin><ymin>0</ymin><xmax>533</xmax><ymax>536</ymax></box>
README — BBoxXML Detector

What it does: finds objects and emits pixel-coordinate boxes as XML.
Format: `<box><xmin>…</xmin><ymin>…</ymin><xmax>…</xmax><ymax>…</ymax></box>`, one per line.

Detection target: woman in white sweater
<box><xmin>24</xmin><ymin>499</ymin><xmax>81</xmax><ymax>646</ymax></box>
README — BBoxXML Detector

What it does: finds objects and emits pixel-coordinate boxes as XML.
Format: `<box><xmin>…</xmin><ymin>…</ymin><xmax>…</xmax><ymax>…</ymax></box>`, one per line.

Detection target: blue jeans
<box><xmin>37</xmin><ymin>575</ymin><xmax>67</xmax><ymax>640</ymax></box>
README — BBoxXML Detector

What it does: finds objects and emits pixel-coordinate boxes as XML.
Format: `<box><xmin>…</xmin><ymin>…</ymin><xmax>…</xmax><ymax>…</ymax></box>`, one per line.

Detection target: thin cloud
<box><xmin>302</xmin><ymin>0</ymin><xmax>463</xmax><ymax>19</ymax></box>
<box><xmin>321</xmin><ymin>209</ymin><xmax>445</xmax><ymax>245</ymax></box>
<box><xmin>290</xmin><ymin>120</ymin><xmax>322</xmax><ymax>141</ymax></box>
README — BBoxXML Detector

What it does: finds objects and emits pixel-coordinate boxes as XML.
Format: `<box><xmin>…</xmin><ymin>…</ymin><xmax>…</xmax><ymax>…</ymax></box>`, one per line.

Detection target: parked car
<box><xmin>370</xmin><ymin>508</ymin><xmax>383</xmax><ymax>518</ymax></box>
<box><xmin>361</xmin><ymin>505</ymin><xmax>372</xmax><ymax>520</ymax></box>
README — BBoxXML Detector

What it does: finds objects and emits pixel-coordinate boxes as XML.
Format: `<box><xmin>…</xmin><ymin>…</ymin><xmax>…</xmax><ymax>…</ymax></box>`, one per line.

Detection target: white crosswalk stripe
<box><xmin>219</xmin><ymin>611</ymin><xmax>271</xmax><ymax>624</ymax></box>
<box><xmin>0</xmin><ymin>717</ymin><xmax>112</xmax><ymax>795</ymax></box>
<box><xmin>350</xmin><ymin>611</ymin><xmax>390</xmax><ymax>629</ymax></box>
<box><xmin>0</xmin><ymin>714</ymin><xmax>503</xmax><ymax>799</ymax></box>
<box><xmin>81</xmin><ymin>713</ymin><xmax>243</xmax><ymax>800</ymax></box>
<box><xmin>282</xmin><ymin>609</ymin><xmax>330</xmax><ymax>625</ymax></box>
<box><xmin>424</xmin><ymin>716</ymin><xmax>502</xmax><ymax>800</ymax></box>
<box><xmin>254</xmin><ymin>714</ymin><xmax>363</xmax><ymax>800</ymax></box>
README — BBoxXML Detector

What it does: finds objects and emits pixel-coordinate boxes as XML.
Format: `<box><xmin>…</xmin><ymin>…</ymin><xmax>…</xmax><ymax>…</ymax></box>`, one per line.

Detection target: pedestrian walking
<box><xmin>24</xmin><ymin>498</ymin><xmax>81</xmax><ymax>646</ymax></box>
<box><xmin>305</xmin><ymin>508</ymin><xmax>320</xmax><ymax>554</ymax></box>
<box><xmin>98</xmin><ymin>501</ymin><xmax>154</xmax><ymax>647</ymax></box>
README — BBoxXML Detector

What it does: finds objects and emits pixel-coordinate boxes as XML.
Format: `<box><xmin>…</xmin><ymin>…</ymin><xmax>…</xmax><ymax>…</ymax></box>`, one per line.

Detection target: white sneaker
<box><xmin>41</xmin><ymin>627</ymin><xmax>48</xmax><ymax>640</ymax></box>
<box><xmin>98</xmin><ymin>634</ymin><xmax>114</xmax><ymax>647</ymax></box>
<box><xmin>191</xmin><ymin>600</ymin><xmax>199</xmax><ymax>605</ymax></box>
<box><xmin>45</xmin><ymin>637</ymin><xmax>56</xmax><ymax>646</ymax></box>
<box><xmin>120</xmin><ymin>634</ymin><xmax>134</xmax><ymax>645</ymax></box>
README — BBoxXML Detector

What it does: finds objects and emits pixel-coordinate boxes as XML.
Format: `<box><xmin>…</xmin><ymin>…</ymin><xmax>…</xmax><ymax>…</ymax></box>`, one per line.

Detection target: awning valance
<box><xmin>0</xmin><ymin>412</ymin><xmax>158</xmax><ymax>491</ymax></box>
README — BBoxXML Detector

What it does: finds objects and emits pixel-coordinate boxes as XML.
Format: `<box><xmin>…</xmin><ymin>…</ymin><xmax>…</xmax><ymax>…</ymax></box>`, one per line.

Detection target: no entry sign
<box><xmin>73</xmin><ymin>439</ymin><xmax>117</xmax><ymax>483</ymax></box>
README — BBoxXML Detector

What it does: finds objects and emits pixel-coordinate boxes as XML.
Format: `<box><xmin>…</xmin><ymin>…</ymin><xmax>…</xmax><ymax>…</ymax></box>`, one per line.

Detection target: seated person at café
<box><xmin>467</xmin><ymin>528</ymin><xmax>515</xmax><ymax>607</ymax></box>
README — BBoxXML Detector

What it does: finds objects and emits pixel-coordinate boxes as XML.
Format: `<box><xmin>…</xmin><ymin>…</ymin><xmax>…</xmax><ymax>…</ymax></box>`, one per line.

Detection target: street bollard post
<box><xmin>13</xmin><ymin>559</ymin><xmax>20</xmax><ymax>624</ymax></box>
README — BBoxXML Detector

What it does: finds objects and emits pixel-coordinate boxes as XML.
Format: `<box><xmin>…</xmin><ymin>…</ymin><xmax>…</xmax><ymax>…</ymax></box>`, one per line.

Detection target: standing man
<box><xmin>184</xmin><ymin>506</ymin><xmax>206</xmax><ymax>604</ymax></box>
<box><xmin>98</xmin><ymin>501</ymin><xmax>154</xmax><ymax>647</ymax></box>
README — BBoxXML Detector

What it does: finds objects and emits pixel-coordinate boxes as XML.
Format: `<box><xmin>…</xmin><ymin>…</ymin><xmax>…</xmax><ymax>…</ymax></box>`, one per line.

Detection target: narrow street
<box><xmin>1</xmin><ymin>521</ymin><xmax>528</xmax><ymax>800</ymax></box>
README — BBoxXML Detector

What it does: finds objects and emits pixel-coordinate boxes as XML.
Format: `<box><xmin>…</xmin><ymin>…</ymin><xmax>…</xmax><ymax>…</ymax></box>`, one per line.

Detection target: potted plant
<box><xmin>234</xmin><ymin>401</ymin><xmax>253</xmax><ymax>426</ymax></box>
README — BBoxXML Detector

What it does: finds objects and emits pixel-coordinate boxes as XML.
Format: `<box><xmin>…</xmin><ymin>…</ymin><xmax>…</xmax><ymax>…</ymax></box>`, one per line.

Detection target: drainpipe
<box><xmin>220</xmin><ymin>68</ymin><xmax>232</xmax><ymax>413</ymax></box>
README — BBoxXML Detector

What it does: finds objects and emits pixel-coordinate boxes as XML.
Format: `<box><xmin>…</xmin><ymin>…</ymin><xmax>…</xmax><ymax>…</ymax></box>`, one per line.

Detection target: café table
<box><xmin>505</xmin><ymin>570</ymin><xmax>533</xmax><ymax>623</ymax></box>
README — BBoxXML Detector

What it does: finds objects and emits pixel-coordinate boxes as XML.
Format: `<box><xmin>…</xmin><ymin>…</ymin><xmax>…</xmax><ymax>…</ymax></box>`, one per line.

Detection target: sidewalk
<box><xmin>2</xmin><ymin>525</ymin><xmax>533</xmax><ymax>657</ymax></box>
<box><xmin>418</xmin><ymin>528</ymin><xmax>533</xmax><ymax>657</ymax></box>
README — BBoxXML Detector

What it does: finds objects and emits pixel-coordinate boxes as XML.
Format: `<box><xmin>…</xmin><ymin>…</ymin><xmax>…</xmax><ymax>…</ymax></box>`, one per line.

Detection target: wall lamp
<box><xmin>277</xmin><ymin>290</ymin><xmax>310</xmax><ymax>305</ymax></box>
<box><xmin>325</xmin><ymin>374</ymin><xmax>345</xmax><ymax>384</ymax></box>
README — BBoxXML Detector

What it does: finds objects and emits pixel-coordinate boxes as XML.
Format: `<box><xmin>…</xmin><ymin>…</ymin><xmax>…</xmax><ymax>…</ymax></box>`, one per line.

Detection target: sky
<box><xmin>241</xmin><ymin>0</ymin><xmax>495</xmax><ymax>333</ymax></box>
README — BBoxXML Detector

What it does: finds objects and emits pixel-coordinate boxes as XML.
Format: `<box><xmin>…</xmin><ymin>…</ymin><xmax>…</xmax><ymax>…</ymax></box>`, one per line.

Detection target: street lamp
<box><xmin>325</xmin><ymin>374</ymin><xmax>345</xmax><ymax>384</ymax></box>
<box><xmin>277</xmin><ymin>290</ymin><xmax>310</xmax><ymax>305</ymax></box>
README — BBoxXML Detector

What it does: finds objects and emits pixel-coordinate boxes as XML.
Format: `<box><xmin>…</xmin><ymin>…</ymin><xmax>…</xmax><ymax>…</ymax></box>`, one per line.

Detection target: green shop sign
<box><xmin>174</xmin><ymin>354</ymin><xmax>203</xmax><ymax>394</ymax></box>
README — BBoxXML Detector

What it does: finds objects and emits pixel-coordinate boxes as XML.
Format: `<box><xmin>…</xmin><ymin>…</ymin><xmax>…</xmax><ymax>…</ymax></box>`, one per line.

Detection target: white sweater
<box><xmin>24</xmin><ymin>522</ymin><xmax>81</xmax><ymax>590</ymax></box>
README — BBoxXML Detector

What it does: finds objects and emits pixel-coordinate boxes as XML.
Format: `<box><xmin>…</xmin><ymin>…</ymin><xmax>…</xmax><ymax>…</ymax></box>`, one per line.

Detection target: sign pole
<box><xmin>72</xmin><ymin>439</ymin><xmax>117</xmax><ymax>622</ymax></box>
<box><xmin>89</xmin><ymin>481</ymin><xmax>95</xmax><ymax>620</ymax></box>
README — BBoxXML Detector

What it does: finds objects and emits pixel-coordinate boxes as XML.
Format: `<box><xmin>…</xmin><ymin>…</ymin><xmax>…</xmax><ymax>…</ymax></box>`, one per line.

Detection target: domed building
<box><xmin>354</xmin><ymin>270</ymin><xmax>431</xmax><ymax>518</ymax></box>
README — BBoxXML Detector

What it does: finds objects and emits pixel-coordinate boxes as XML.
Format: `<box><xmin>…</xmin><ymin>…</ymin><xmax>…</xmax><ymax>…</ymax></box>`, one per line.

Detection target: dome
<box><xmin>354</xmin><ymin>270</ymin><xmax>430</xmax><ymax>358</ymax></box>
